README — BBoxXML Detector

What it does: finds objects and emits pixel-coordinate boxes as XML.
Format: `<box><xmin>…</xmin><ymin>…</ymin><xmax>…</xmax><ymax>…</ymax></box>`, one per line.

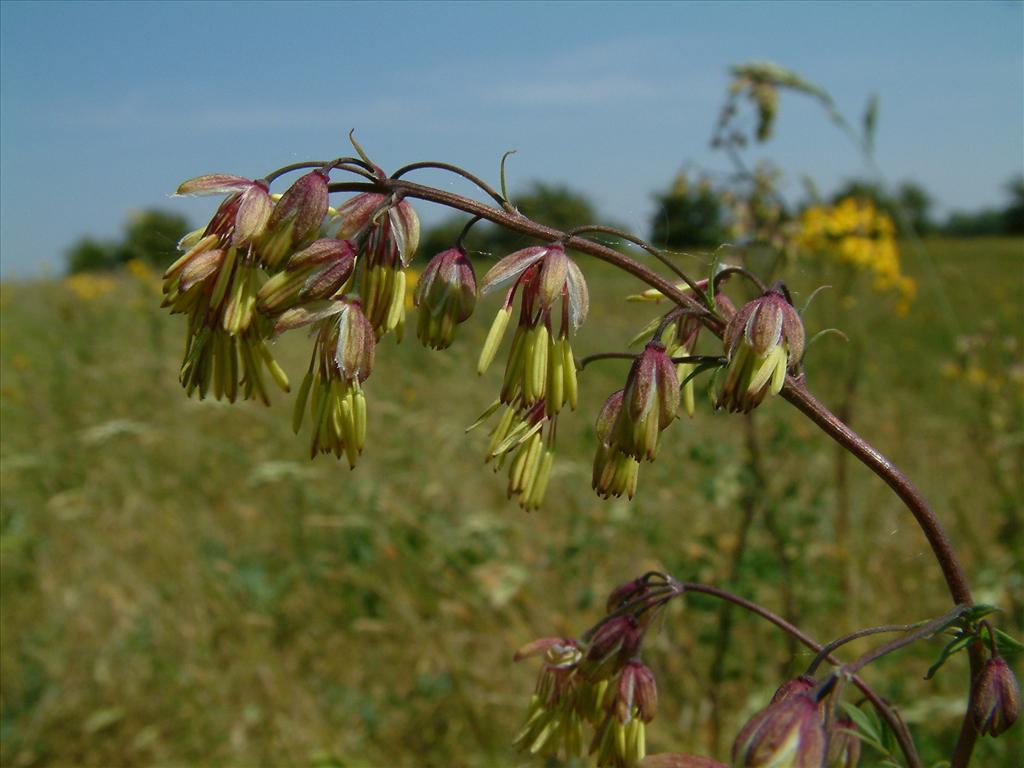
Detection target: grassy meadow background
<box><xmin>1</xmin><ymin>238</ymin><xmax>1022</xmax><ymax>767</ymax></box>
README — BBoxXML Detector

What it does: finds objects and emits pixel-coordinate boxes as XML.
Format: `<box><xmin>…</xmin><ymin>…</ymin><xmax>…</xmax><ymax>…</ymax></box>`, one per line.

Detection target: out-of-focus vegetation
<box><xmin>65</xmin><ymin>210</ymin><xmax>190</xmax><ymax>274</ymax></box>
<box><xmin>3</xmin><ymin>236</ymin><xmax>1021</xmax><ymax>767</ymax></box>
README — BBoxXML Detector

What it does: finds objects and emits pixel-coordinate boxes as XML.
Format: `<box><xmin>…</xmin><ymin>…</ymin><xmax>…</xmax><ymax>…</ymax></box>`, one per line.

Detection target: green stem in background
<box><xmin>706</xmin><ymin>418</ymin><xmax>760</xmax><ymax>754</ymax></box>
<box><xmin>318</xmin><ymin>171</ymin><xmax>980</xmax><ymax>768</ymax></box>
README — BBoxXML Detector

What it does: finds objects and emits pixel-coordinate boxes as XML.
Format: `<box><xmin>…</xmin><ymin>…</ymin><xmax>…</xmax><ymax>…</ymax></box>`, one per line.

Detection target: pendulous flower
<box><xmin>612</xmin><ymin>343</ymin><xmax>680</xmax><ymax>462</ymax></box>
<box><xmin>971</xmin><ymin>656</ymin><xmax>1020</xmax><ymax>738</ymax></box>
<box><xmin>335</xmin><ymin>192</ymin><xmax>420</xmax><ymax>340</ymax></box>
<box><xmin>414</xmin><ymin>245</ymin><xmax>477</xmax><ymax>350</ymax></box>
<box><xmin>732</xmin><ymin>694</ymin><xmax>826</xmax><ymax>768</ymax></box>
<box><xmin>258</xmin><ymin>169</ymin><xmax>330</xmax><ymax>269</ymax></box>
<box><xmin>280</xmin><ymin>298</ymin><xmax>375</xmax><ymax>468</ymax></box>
<box><xmin>165</xmin><ymin>173</ymin><xmax>286</xmax><ymax>403</ymax></box>
<box><xmin>257</xmin><ymin>238</ymin><xmax>357</xmax><ymax>315</ymax></box>
<box><xmin>592</xmin><ymin>390</ymin><xmax>641</xmax><ymax>500</ymax></box>
<box><xmin>718</xmin><ymin>285</ymin><xmax>804</xmax><ymax>413</ymax></box>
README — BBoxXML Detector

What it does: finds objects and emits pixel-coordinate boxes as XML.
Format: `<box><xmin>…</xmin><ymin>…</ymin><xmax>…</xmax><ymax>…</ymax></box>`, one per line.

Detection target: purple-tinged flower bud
<box><xmin>617</xmin><ymin>661</ymin><xmax>658</xmax><ymax>724</ymax></box>
<box><xmin>232</xmin><ymin>182</ymin><xmax>273</xmax><ymax>246</ymax></box>
<box><xmin>480</xmin><ymin>244</ymin><xmax>589</xmax><ymax>330</ymax></box>
<box><xmin>335</xmin><ymin>192</ymin><xmax>387</xmax><ymax>240</ymax></box>
<box><xmin>288</xmin><ymin>300</ymin><xmax>374</xmax><ymax>468</ymax></box>
<box><xmin>718</xmin><ymin>287</ymin><xmax>804</xmax><ymax>413</ymax></box>
<box><xmin>732</xmin><ymin>694</ymin><xmax>827</xmax><ymax>768</ymax></box>
<box><xmin>770</xmin><ymin>675</ymin><xmax>817</xmax><ymax>704</ymax></box>
<box><xmin>176</xmin><ymin>173</ymin><xmax>257</xmax><ymax>197</ymax></box>
<box><xmin>606</xmin><ymin>577</ymin><xmax>650</xmax><ymax>614</ymax></box>
<box><xmin>389</xmin><ymin>199</ymin><xmax>420</xmax><ymax>267</ymax></box>
<box><xmin>592</xmin><ymin>390</ymin><xmax>642</xmax><ymax>500</ymax></box>
<box><xmin>639</xmin><ymin>754</ymin><xmax>728</xmax><ymax>768</ymax></box>
<box><xmin>826</xmin><ymin>715</ymin><xmax>861</xmax><ymax>768</ymax></box>
<box><xmin>514</xmin><ymin>636</ymin><xmax>571</xmax><ymax>662</ymax></box>
<box><xmin>614</xmin><ymin>343</ymin><xmax>680</xmax><ymax>462</ymax></box>
<box><xmin>415</xmin><ymin>246</ymin><xmax>477</xmax><ymax>350</ymax></box>
<box><xmin>259</xmin><ymin>170</ymin><xmax>329</xmax><ymax>268</ymax></box>
<box><xmin>971</xmin><ymin>657</ymin><xmax>1020</xmax><ymax>737</ymax></box>
<box><xmin>583</xmin><ymin>616</ymin><xmax>641</xmax><ymax>681</ymax></box>
<box><xmin>257</xmin><ymin>238</ymin><xmax>356</xmax><ymax>315</ymax></box>
<box><xmin>334</xmin><ymin>300</ymin><xmax>376</xmax><ymax>384</ymax></box>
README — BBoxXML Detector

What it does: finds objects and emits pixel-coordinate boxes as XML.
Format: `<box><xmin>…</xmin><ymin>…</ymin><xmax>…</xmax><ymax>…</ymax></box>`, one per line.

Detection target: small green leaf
<box><xmin>840</xmin><ymin>702</ymin><xmax>883</xmax><ymax>747</ymax></box>
<box><xmin>836</xmin><ymin>726</ymin><xmax>889</xmax><ymax>758</ymax></box>
<box><xmin>680</xmin><ymin>360</ymin><xmax>724</xmax><ymax>389</ymax></box>
<box><xmin>961</xmin><ymin>603</ymin><xmax>1000</xmax><ymax>623</ymax></box>
<box><xmin>995</xmin><ymin>628</ymin><xmax>1023</xmax><ymax>656</ymax></box>
<box><xmin>925</xmin><ymin>632</ymin><xmax>974</xmax><ymax>680</ymax></box>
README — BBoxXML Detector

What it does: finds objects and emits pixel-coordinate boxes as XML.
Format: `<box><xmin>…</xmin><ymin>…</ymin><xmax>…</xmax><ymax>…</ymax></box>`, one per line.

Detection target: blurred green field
<box><xmin>1</xmin><ymin>238</ymin><xmax>1022</xmax><ymax>767</ymax></box>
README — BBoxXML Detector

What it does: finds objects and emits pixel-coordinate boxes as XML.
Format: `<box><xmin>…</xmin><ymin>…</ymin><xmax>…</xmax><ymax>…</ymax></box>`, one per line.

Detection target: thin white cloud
<box><xmin>486</xmin><ymin>74</ymin><xmax>665</xmax><ymax>108</ymax></box>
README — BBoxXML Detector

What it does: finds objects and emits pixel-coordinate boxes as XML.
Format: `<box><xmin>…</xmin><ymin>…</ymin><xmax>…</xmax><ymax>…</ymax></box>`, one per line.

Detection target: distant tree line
<box><xmin>67</xmin><ymin>175</ymin><xmax>1023</xmax><ymax>273</ymax></box>
<box><xmin>66</xmin><ymin>210</ymin><xmax>190</xmax><ymax>273</ymax></box>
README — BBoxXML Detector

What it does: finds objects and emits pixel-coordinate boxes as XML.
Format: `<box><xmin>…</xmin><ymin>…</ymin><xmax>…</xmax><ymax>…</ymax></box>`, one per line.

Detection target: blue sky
<box><xmin>1</xmin><ymin>1</ymin><xmax>1022</xmax><ymax>276</ymax></box>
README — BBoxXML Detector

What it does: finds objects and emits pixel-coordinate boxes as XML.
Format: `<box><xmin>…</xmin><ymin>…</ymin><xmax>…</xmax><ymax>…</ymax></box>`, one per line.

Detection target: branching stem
<box><xmin>317</xmin><ymin>168</ymin><xmax>979</xmax><ymax>768</ymax></box>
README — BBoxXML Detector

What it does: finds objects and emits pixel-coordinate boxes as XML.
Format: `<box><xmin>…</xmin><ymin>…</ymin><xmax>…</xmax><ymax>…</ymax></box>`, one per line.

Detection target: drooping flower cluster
<box><xmin>717</xmin><ymin>287</ymin><xmax>804</xmax><ymax>413</ymax></box>
<box><xmin>335</xmin><ymin>191</ymin><xmax>420</xmax><ymax>340</ymax></box>
<box><xmin>592</xmin><ymin>343</ymin><xmax>679</xmax><ymax>500</ymax></box>
<box><xmin>165</xmin><ymin>159</ymin><xmax>436</xmax><ymax>468</ymax></box>
<box><xmin>514</xmin><ymin>576</ymin><xmax>670</xmax><ymax>768</ymax></box>
<box><xmin>473</xmin><ymin>243</ymin><xmax>588</xmax><ymax>509</ymax></box>
<box><xmin>164</xmin><ymin>173</ymin><xmax>311</xmax><ymax>402</ymax></box>
<box><xmin>277</xmin><ymin>299</ymin><xmax>374</xmax><ymax>468</ymax></box>
<box><xmin>414</xmin><ymin>245</ymin><xmax>477</xmax><ymax>350</ymax></box>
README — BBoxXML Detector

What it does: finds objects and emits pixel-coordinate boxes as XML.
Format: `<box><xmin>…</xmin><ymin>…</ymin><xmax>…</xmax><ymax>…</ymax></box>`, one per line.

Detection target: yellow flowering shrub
<box><xmin>796</xmin><ymin>197</ymin><xmax>916</xmax><ymax>315</ymax></box>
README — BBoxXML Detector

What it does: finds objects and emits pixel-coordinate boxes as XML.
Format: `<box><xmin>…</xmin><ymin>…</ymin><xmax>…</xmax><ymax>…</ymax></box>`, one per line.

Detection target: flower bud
<box><xmin>770</xmin><ymin>675</ymin><xmax>817</xmax><ymax>704</ymax></box>
<box><xmin>415</xmin><ymin>246</ymin><xmax>477</xmax><ymax>350</ymax></box>
<box><xmin>971</xmin><ymin>657</ymin><xmax>1020</xmax><ymax>737</ymax></box>
<box><xmin>617</xmin><ymin>661</ymin><xmax>658</xmax><ymax>724</ymax></box>
<box><xmin>593</xmin><ymin>390</ymin><xmax>641</xmax><ymax>500</ymax></box>
<box><xmin>335</xmin><ymin>192</ymin><xmax>387</xmax><ymax>240</ymax></box>
<box><xmin>614</xmin><ymin>343</ymin><xmax>679</xmax><ymax>462</ymax></box>
<box><xmin>259</xmin><ymin>169</ymin><xmax>329</xmax><ymax>268</ymax></box>
<box><xmin>583</xmin><ymin>616</ymin><xmax>641</xmax><ymax>681</ymax></box>
<box><xmin>718</xmin><ymin>287</ymin><xmax>804</xmax><ymax>413</ymax></box>
<box><xmin>606</xmin><ymin>578</ymin><xmax>651</xmax><ymax>614</ymax></box>
<box><xmin>256</xmin><ymin>238</ymin><xmax>356</xmax><ymax>315</ymax></box>
<box><xmin>335</xmin><ymin>301</ymin><xmax>376</xmax><ymax>384</ymax></box>
<box><xmin>732</xmin><ymin>695</ymin><xmax>827</xmax><ymax>768</ymax></box>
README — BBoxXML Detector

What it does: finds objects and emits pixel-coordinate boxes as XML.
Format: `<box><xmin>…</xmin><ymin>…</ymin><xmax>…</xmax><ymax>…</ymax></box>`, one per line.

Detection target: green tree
<box><xmin>117</xmin><ymin>209</ymin><xmax>191</xmax><ymax>269</ymax></box>
<box><xmin>649</xmin><ymin>172</ymin><xmax>727</xmax><ymax>249</ymax></box>
<box><xmin>66</xmin><ymin>237</ymin><xmax>119</xmax><ymax>274</ymax></box>
<box><xmin>66</xmin><ymin>209</ymin><xmax>190</xmax><ymax>274</ymax></box>
<box><xmin>1004</xmin><ymin>174</ymin><xmax>1024</xmax><ymax>235</ymax></box>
